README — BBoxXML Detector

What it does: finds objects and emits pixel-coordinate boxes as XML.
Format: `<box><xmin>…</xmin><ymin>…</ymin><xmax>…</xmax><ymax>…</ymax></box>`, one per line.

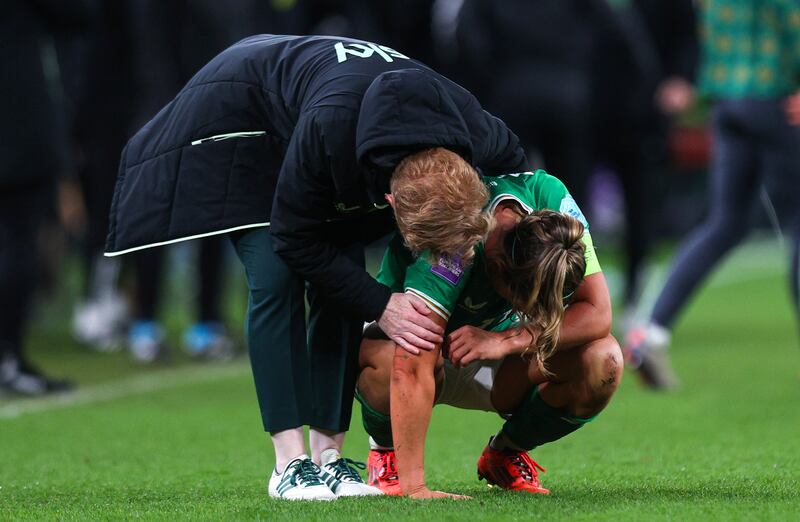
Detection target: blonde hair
<box><xmin>390</xmin><ymin>148</ymin><xmax>492</xmax><ymax>264</ymax></box>
<box><xmin>487</xmin><ymin>210</ymin><xmax>586</xmax><ymax>375</ymax></box>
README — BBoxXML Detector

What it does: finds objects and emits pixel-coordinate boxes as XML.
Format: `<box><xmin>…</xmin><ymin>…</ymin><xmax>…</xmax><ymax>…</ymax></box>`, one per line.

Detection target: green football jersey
<box><xmin>376</xmin><ymin>170</ymin><xmax>600</xmax><ymax>334</ymax></box>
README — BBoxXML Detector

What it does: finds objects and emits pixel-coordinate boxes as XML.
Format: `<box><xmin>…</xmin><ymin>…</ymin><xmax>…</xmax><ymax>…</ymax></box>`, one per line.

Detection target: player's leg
<box><xmin>791</xmin><ymin>225</ymin><xmax>800</xmax><ymax>330</ymax></box>
<box><xmin>182</xmin><ymin>237</ymin><xmax>235</xmax><ymax>360</ymax></box>
<box><xmin>306</xmin><ymin>242</ymin><xmax>382</xmax><ymax>497</ymax></box>
<box><xmin>232</xmin><ymin>227</ymin><xmax>335</xmax><ymax>501</ymax></box>
<box><xmin>756</xmin><ymin>100</ymin><xmax>800</xmax><ymax>333</ymax></box>
<box><xmin>626</xmin><ymin>100</ymin><xmax>759</xmax><ymax>389</ymax></box>
<box><xmin>477</xmin><ymin>335</ymin><xmax>623</xmax><ymax>493</ymax></box>
<box><xmin>129</xmin><ymin>248</ymin><xmax>167</xmax><ymax>363</ymax></box>
<box><xmin>356</xmin><ymin>333</ymin><xmax>402</xmax><ymax>494</ymax></box>
<box><xmin>0</xmin><ymin>182</ymin><xmax>72</xmax><ymax>395</ymax></box>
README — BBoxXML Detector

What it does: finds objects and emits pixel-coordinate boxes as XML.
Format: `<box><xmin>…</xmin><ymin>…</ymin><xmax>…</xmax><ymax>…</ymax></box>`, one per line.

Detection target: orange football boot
<box><xmin>477</xmin><ymin>442</ymin><xmax>550</xmax><ymax>494</ymax></box>
<box><xmin>366</xmin><ymin>449</ymin><xmax>403</xmax><ymax>496</ymax></box>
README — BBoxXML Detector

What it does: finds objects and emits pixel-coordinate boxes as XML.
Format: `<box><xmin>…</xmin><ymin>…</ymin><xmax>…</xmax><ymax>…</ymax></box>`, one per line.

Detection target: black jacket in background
<box><xmin>105</xmin><ymin>35</ymin><xmax>526</xmax><ymax>321</ymax></box>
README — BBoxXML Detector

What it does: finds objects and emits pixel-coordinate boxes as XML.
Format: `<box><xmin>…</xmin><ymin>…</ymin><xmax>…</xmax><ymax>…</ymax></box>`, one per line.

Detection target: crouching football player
<box><xmin>356</xmin><ymin>170</ymin><xmax>622</xmax><ymax>498</ymax></box>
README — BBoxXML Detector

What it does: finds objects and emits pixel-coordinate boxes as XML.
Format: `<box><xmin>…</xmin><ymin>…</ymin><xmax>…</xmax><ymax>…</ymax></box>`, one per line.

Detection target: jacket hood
<box><xmin>355</xmin><ymin>69</ymin><xmax>474</xmax><ymax>202</ymax></box>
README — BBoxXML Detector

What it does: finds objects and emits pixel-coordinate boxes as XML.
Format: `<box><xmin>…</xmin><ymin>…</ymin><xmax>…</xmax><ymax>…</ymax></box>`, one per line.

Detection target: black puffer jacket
<box><xmin>105</xmin><ymin>35</ymin><xmax>526</xmax><ymax>320</ymax></box>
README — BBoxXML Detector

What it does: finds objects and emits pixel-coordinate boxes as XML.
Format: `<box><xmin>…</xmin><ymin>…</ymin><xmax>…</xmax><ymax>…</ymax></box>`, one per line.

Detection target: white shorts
<box><xmin>435</xmin><ymin>359</ymin><xmax>503</xmax><ymax>413</ymax></box>
<box><xmin>361</xmin><ymin>321</ymin><xmax>503</xmax><ymax>413</ymax></box>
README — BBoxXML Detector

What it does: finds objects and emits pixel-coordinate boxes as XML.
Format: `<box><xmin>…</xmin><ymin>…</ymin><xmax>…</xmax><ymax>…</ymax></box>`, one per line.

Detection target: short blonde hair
<box><xmin>390</xmin><ymin>147</ymin><xmax>491</xmax><ymax>264</ymax></box>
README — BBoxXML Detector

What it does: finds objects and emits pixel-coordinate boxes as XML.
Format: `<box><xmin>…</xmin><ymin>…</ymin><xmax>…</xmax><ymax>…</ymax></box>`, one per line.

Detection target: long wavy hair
<box><xmin>487</xmin><ymin>209</ymin><xmax>587</xmax><ymax>374</ymax></box>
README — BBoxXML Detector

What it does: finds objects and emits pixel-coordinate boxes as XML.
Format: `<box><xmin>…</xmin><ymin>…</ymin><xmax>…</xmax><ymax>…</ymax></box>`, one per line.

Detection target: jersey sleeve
<box><xmin>581</xmin><ymin>233</ymin><xmax>602</xmax><ymax>276</ymax></box>
<box><xmin>403</xmin><ymin>254</ymin><xmax>472</xmax><ymax>321</ymax></box>
<box><xmin>531</xmin><ymin>171</ymin><xmax>601</xmax><ymax>276</ymax></box>
<box><xmin>376</xmin><ymin>236</ymin><xmax>473</xmax><ymax>320</ymax></box>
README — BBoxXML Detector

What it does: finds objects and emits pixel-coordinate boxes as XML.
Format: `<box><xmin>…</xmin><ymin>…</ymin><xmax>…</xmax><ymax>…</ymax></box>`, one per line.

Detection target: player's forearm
<box><xmin>557</xmin><ymin>272</ymin><xmax>612</xmax><ymax>351</ymax></box>
<box><xmin>557</xmin><ymin>300</ymin><xmax>612</xmax><ymax>350</ymax></box>
<box><xmin>390</xmin><ymin>347</ymin><xmax>438</xmax><ymax>495</ymax></box>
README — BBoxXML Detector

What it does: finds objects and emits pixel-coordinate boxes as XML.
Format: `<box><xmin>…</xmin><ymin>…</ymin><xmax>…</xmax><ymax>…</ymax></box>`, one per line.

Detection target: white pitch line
<box><xmin>0</xmin><ymin>362</ymin><xmax>250</xmax><ymax>420</ymax></box>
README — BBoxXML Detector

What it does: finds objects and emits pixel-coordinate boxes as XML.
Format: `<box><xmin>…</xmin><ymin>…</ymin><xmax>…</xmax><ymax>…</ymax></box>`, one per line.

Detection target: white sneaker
<box><xmin>623</xmin><ymin>323</ymin><xmax>679</xmax><ymax>390</ymax></box>
<box><xmin>72</xmin><ymin>293</ymin><xmax>129</xmax><ymax>351</ymax></box>
<box><xmin>318</xmin><ymin>449</ymin><xmax>384</xmax><ymax>497</ymax></box>
<box><xmin>268</xmin><ymin>455</ymin><xmax>337</xmax><ymax>501</ymax></box>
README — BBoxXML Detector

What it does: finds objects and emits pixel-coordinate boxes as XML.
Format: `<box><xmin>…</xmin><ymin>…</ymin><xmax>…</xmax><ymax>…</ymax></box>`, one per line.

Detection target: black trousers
<box><xmin>232</xmin><ymin>227</ymin><xmax>364</xmax><ymax>433</ymax></box>
<box><xmin>0</xmin><ymin>182</ymin><xmax>49</xmax><ymax>360</ymax></box>
<box><xmin>132</xmin><ymin>237</ymin><xmax>224</xmax><ymax>322</ymax></box>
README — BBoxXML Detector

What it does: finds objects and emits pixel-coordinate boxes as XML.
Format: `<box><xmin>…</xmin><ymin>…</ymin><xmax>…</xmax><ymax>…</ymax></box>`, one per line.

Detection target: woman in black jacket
<box><xmin>105</xmin><ymin>34</ymin><xmax>527</xmax><ymax>500</ymax></box>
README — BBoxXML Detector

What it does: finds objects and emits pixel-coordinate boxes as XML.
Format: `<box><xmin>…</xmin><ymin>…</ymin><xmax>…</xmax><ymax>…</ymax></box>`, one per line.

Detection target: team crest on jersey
<box><xmin>334</xmin><ymin>41</ymin><xmax>410</xmax><ymax>63</ymax></box>
<box><xmin>430</xmin><ymin>255</ymin><xmax>464</xmax><ymax>285</ymax></box>
<box><xmin>559</xmin><ymin>195</ymin><xmax>589</xmax><ymax>228</ymax></box>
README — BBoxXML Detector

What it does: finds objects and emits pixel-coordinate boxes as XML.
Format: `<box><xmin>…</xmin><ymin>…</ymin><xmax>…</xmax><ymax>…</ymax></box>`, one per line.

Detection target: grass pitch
<box><xmin>1</xmin><ymin>239</ymin><xmax>799</xmax><ymax>520</ymax></box>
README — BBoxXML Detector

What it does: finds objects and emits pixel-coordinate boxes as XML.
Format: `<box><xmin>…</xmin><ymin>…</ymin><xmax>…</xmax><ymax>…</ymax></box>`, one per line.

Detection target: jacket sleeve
<box><xmin>270</xmin><ymin>112</ymin><xmax>393</xmax><ymax>321</ymax></box>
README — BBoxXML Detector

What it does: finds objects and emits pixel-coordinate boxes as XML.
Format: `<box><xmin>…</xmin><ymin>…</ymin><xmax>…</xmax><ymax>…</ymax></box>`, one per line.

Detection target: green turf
<box><xmin>1</xmin><ymin>241</ymin><xmax>799</xmax><ymax>520</ymax></box>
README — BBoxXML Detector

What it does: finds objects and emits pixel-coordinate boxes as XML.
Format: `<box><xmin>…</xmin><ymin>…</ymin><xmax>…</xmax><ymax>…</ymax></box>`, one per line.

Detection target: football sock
<box><xmin>489</xmin><ymin>430</ymin><xmax>525</xmax><ymax>452</ymax></box>
<box><xmin>368</xmin><ymin>436</ymin><xmax>393</xmax><ymax>451</ymax></box>
<box><xmin>500</xmin><ymin>386</ymin><xmax>596</xmax><ymax>451</ymax></box>
<box><xmin>320</xmin><ymin>448</ymin><xmax>341</xmax><ymax>466</ymax></box>
<box><xmin>354</xmin><ymin>388</ymin><xmax>394</xmax><ymax>448</ymax></box>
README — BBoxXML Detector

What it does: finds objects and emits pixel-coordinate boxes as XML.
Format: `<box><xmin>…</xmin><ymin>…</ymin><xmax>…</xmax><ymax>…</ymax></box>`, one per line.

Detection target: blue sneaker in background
<box><xmin>182</xmin><ymin>322</ymin><xmax>236</xmax><ymax>361</ymax></box>
<box><xmin>128</xmin><ymin>321</ymin><xmax>166</xmax><ymax>363</ymax></box>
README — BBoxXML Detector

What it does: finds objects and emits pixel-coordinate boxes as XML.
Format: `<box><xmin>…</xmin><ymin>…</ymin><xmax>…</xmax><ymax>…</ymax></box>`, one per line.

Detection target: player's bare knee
<box><xmin>359</xmin><ymin>338</ymin><xmax>392</xmax><ymax>370</ymax></box>
<box><xmin>582</xmin><ymin>335</ymin><xmax>623</xmax><ymax>404</ymax></box>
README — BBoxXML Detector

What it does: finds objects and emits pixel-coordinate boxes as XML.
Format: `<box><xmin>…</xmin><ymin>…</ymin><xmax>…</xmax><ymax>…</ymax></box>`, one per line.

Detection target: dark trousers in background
<box><xmin>598</xmin><ymin>119</ymin><xmax>668</xmax><ymax>307</ymax></box>
<box><xmin>232</xmin><ymin>227</ymin><xmax>364</xmax><ymax>433</ymax></box>
<box><xmin>0</xmin><ymin>182</ymin><xmax>50</xmax><ymax>361</ymax></box>
<box><xmin>651</xmin><ymin>98</ymin><xmax>800</xmax><ymax>328</ymax></box>
<box><xmin>132</xmin><ymin>237</ymin><xmax>226</xmax><ymax>322</ymax></box>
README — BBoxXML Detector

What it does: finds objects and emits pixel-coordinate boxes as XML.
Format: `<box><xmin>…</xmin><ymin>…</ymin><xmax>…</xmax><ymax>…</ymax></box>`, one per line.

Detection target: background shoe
<box><xmin>623</xmin><ymin>324</ymin><xmax>679</xmax><ymax>390</ymax></box>
<box><xmin>128</xmin><ymin>321</ymin><xmax>166</xmax><ymax>363</ymax></box>
<box><xmin>0</xmin><ymin>356</ymin><xmax>73</xmax><ymax>397</ymax></box>
<box><xmin>366</xmin><ymin>448</ymin><xmax>402</xmax><ymax>496</ymax></box>
<box><xmin>72</xmin><ymin>293</ymin><xmax>129</xmax><ymax>352</ymax></box>
<box><xmin>477</xmin><ymin>439</ymin><xmax>549</xmax><ymax>494</ymax></box>
<box><xmin>181</xmin><ymin>322</ymin><xmax>235</xmax><ymax>361</ymax></box>
<box><xmin>268</xmin><ymin>456</ymin><xmax>336</xmax><ymax>501</ymax></box>
<box><xmin>318</xmin><ymin>449</ymin><xmax>383</xmax><ymax>497</ymax></box>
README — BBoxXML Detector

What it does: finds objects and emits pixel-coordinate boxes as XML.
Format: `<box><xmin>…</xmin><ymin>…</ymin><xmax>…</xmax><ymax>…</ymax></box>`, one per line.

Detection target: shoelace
<box><xmin>288</xmin><ymin>458</ymin><xmax>324</xmax><ymax>487</ymax></box>
<box><xmin>379</xmin><ymin>453</ymin><xmax>398</xmax><ymax>481</ymax></box>
<box><xmin>508</xmin><ymin>452</ymin><xmax>545</xmax><ymax>483</ymax></box>
<box><xmin>327</xmin><ymin>458</ymin><xmax>366</xmax><ymax>482</ymax></box>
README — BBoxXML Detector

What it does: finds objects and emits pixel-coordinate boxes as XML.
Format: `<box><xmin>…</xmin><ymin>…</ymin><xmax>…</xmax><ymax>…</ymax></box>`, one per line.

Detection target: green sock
<box><xmin>500</xmin><ymin>386</ymin><xmax>596</xmax><ymax>451</ymax></box>
<box><xmin>354</xmin><ymin>389</ymin><xmax>394</xmax><ymax>448</ymax></box>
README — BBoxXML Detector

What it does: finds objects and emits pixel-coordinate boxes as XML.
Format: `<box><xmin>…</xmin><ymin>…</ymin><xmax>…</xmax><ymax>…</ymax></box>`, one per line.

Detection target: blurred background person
<box><xmin>624</xmin><ymin>0</ymin><xmax>800</xmax><ymax>389</ymax></box>
<box><xmin>455</xmin><ymin>0</ymin><xmax>614</xmax><ymax>207</ymax></box>
<box><xmin>67</xmin><ymin>0</ymin><xmax>137</xmax><ymax>352</ymax></box>
<box><xmin>70</xmin><ymin>0</ymin><xmax>309</xmax><ymax>363</ymax></box>
<box><xmin>592</xmin><ymin>0</ymin><xmax>698</xmax><ymax>316</ymax></box>
<box><xmin>0</xmin><ymin>0</ymin><xmax>91</xmax><ymax>395</ymax></box>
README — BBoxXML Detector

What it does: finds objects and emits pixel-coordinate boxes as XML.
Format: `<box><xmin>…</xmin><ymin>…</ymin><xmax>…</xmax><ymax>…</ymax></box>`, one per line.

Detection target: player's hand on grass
<box><xmin>378</xmin><ymin>293</ymin><xmax>444</xmax><ymax>355</ymax></box>
<box><xmin>448</xmin><ymin>326</ymin><xmax>508</xmax><ymax>367</ymax></box>
<box><xmin>406</xmin><ymin>487</ymin><xmax>471</xmax><ymax>500</ymax></box>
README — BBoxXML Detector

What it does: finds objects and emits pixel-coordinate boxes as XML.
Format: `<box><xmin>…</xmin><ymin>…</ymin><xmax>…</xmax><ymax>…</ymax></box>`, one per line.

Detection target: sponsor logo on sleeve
<box><xmin>430</xmin><ymin>255</ymin><xmax>464</xmax><ymax>285</ymax></box>
<box><xmin>559</xmin><ymin>195</ymin><xmax>589</xmax><ymax>228</ymax></box>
